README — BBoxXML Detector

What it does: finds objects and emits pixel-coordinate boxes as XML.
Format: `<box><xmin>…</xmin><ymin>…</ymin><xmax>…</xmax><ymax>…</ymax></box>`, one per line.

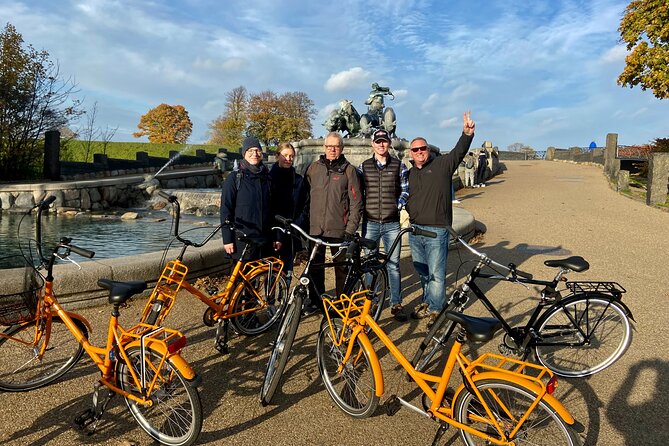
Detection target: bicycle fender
<box><xmin>546</xmin><ymin>293</ymin><xmax>635</xmax><ymax>323</ymax></box>
<box><xmin>125</xmin><ymin>340</ymin><xmax>198</xmax><ymax>381</ymax></box>
<box><xmin>62</xmin><ymin>312</ymin><xmax>93</xmax><ymax>335</ymax></box>
<box><xmin>452</xmin><ymin>371</ymin><xmax>575</xmax><ymax>425</ymax></box>
<box><xmin>356</xmin><ymin>332</ymin><xmax>384</xmax><ymax>397</ymax></box>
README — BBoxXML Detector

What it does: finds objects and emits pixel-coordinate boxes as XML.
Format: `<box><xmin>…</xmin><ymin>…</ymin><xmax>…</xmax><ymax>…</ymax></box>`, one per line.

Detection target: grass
<box><xmin>60</xmin><ymin>140</ymin><xmax>221</xmax><ymax>162</ymax></box>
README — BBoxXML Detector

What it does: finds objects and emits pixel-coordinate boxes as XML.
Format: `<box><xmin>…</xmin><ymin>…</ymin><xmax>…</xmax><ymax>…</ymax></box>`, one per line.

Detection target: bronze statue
<box><xmin>323</xmin><ymin>83</ymin><xmax>397</xmax><ymax>138</ymax></box>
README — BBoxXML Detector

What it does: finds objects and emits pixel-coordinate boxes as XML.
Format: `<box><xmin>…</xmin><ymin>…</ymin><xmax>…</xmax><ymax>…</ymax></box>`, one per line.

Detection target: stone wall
<box><xmin>0</xmin><ymin>167</ymin><xmax>221</xmax><ymax>212</ymax></box>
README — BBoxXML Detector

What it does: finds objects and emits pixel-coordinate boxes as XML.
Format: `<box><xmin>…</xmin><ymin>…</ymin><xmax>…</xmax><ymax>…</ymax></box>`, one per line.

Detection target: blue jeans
<box><xmin>409</xmin><ymin>225</ymin><xmax>449</xmax><ymax>312</ymax></box>
<box><xmin>362</xmin><ymin>220</ymin><xmax>402</xmax><ymax>306</ymax></box>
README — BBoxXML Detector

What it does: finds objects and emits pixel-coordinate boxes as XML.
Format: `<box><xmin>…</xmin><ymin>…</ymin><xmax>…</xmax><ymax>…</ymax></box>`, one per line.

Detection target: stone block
<box><xmin>647</xmin><ymin>152</ymin><xmax>669</xmax><ymax>206</ymax></box>
<box><xmin>617</xmin><ymin>170</ymin><xmax>629</xmax><ymax>191</ymax></box>
<box><xmin>14</xmin><ymin>192</ymin><xmax>35</xmax><ymax>208</ymax></box>
<box><xmin>88</xmin><ymin>188</ymin><xmax>101</xmax><ymax>202</ymax></box>
<box><xmin>80</xmin><ymin>189</ymin><xmax>91</xmax><ymax>210</ymax></box>
<box><xmin>63</xmin><ymin>189</ymin><xmax>80</xmax><ymax>201</ymax></box>
<box><xmin>0</xmin><ymin>192</ymin><xmax>14</xmax><ymax>210</ymax></box>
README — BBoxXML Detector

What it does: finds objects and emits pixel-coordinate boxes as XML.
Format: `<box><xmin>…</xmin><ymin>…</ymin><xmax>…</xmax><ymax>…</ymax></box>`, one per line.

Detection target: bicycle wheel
<box><xmin>411</xmin><ymin>307</ymin><xmax>457</xmax><ymax>373</ymax></box>
<box><xmin>454</xmin><ymin>379</ymin><xmax>582</xmax><ymax>446</ymax></box>
<box><xmin>316</xmin><ymin>317</ymin><xmax>379</xmax><ymax>418</ymax></box>
<box><xmin>117</xmin><ymin>347</ymin><xmax>202</xmax><ymax>446</ymax></box>
<box><xmin>231</xmin><ymin>271</ymin><xmax>288</xmax><ymax>335</ymax></box>
<box><xmin>259</xmin><ymin>287</ymin><xmax>303</xmax><ymax>406</ymax></box>
<box><xmin>349</xmin><ymin>267</ymin><xmax>388</xmax><ymax>322</ymax></box>
<box><xmin>0</xmin><ymin>317</ymin><xmax>86</xmax><ymax>391</ymax></box>
<box><xmin>534</xmin><ymin>296</ymin><xmax>632</xmax><ymax>377</ymax></box>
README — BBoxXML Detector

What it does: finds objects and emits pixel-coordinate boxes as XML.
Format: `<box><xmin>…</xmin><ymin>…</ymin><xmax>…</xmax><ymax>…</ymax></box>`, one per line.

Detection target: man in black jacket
<box><xmin>407</xmin><ymin>112</ymin><xmax>475</xmax><ymax>327</ymax></box>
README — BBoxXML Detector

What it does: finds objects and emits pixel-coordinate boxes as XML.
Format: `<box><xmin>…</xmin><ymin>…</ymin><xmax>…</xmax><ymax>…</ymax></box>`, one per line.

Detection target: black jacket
<box><xmin>406</xmin><ymin>133</ymin><xmax>473</xmax><ymax>227</ymax></box>
<box><xmin>220</xmin><ymin>164</ymin><xmax>271</xmax><ymax>249</ymax></box>
<box><xmin>269</xmin><ymin>163</ymin><xmax>308</xmax><ymax>242</ymax></box>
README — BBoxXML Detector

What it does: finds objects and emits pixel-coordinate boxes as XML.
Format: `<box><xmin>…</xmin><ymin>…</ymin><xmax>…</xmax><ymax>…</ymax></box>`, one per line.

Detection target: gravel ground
<box><xmin>1</xmin><ymin>160</ymin><xmax>667</xmax><ymax>446</ymax></box>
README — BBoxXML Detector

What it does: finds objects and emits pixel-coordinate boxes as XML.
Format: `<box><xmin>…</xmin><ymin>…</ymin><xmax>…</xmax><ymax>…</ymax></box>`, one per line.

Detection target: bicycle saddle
<box><xmin>543</xmin><ymin>256</ymin><xmax>589</xmax><ymax>272</ymax></box>
<box><xmin>445</xmin><ymin>312</ymin><xmax>502</xmax><ymax>342</ymax></box>
<box><xmin>97</xmin><ymin>279</ymin><xmax>147</xmax><ymax>305</ymax></box>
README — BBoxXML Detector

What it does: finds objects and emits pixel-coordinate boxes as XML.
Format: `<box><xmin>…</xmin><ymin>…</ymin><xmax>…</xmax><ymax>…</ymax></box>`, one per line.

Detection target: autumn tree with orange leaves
<box><xmin>134</xmin><ymin>103</ymin><xmax>192</xmax><ymax>144</ymax></box>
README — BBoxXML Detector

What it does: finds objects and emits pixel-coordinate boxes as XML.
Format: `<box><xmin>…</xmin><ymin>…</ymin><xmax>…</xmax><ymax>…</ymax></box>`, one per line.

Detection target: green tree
<box><xmin>133</xmin><ymin>103</ymin><xmax>192</xmax><ymax>144</ymax></box>
<box><xmin>618</xmin><ymin>0</ymin><xmax>669</xmax><ymax>99</ymax></box>
<box><xmin>277</xmin><ymin>91</ymin><xmax>316</xmax><ymax>142</ymax></box>
<box><xmin>247</xmin><ymin>90</ymin><xmax>316</xmax><ymax>147</ymax></box>
<box><xmin>0</xmin><ymin>23</ymin><xmax>81</xmax><ymax>180</ymax></box>
<box><xmin>247</xmin><ymin>90</ymin><xmax>281</xmax><ymax>147</ymax></box>
<box><xmin>207</xmin><ymin>86</ymin><xmax>247</xmax><ymax>150</ymax></box>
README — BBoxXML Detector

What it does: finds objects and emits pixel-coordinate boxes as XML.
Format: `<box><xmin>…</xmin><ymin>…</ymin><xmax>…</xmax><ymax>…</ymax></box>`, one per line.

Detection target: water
<box><xmin>0</xmin><ymin>210</ymin><xmax>220</xmax><ymax>270</ymax></box>
<box><xmin>154</xmin><ymin>145</ymin><xmax>192</xmax><ymax>178</ymax></box>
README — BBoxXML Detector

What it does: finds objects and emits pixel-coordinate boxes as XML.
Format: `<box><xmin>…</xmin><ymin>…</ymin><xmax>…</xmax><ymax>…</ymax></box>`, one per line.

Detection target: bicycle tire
<box><xmin>117</xmin><ymin>347</ymin><xmax>202</xmax><ymax>446</ymax></box>
<box><xmin>453</xmin><ymin>378</ymin><xmax>582</xmax><ymax>446</ymax></box>
<box><xmin>348</xmin><ymin>267</ymin><xmax>388</xmax><ymax>322</ymax></box>
<box><xmin>534</xmin><ymin>295</ymin><xmax>632</xmax><ymax>377</ymax></box>
<box><xmin>317</xmin><ymin>317</ymin><xmax>379</xmax><ymax>418</ymax></box>
<box><xmin>411</xmin><ymin>306</ymin><xmax>457</xmax><ymax>373</ymax></box>
<box><xmin>231</xmin><ymin>271</ymin><xmax>288</xmax><ymax>336</ymax></box>
<box><xmin>259</xmin><ymin>288</ymin><xmax>303</xmax><ymax>406</ymax></box>
<box><xmin>0</xmin><ymin>317</ymin><xmax>86</xmax><ymax>391</ymax></box>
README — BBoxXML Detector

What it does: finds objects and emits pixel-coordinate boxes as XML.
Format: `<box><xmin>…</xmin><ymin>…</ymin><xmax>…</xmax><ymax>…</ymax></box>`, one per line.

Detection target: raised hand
<box><xmin>463</xmin><ymin>111</ymin><xmax>475</xmax><ymax>136</ymax></box>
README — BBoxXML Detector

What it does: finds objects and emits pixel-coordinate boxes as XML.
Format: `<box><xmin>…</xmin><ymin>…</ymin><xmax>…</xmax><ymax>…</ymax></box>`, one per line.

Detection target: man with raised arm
<box><xmin>406</xmin><ymin>112</ymin><xmax>475</xmax><ymax>327</ymax></box>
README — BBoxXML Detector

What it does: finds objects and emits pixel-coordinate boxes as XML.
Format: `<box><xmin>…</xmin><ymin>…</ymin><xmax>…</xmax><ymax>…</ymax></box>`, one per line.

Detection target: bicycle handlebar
<box><xmin>413</xmin><ymin>227</ymin><xmax>437</xmax><ymax>238</ymax></box>
<box><xmin>274</xmin><ymin>215</ymin><xmax>347</xmax><ymax>249</ymax></box>
<box><xmin>445</xmin><ymin>225</ymin><xmax>533</xmax><ymax>280</ymax></box>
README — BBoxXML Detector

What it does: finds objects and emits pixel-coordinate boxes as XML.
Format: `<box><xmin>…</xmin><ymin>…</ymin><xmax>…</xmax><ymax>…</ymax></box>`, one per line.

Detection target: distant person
<box><xmin>269</xmin><ymin>142</ymin><xmax>308</xmax><ymax>287</ymax></box>
<box><xmin>358</xmin><ymin>129</ymin><xmax>409</xmax><ymax>322</ymax></box>
<box><xmin>303</xmin><ymin>132</ymin><xmax>363</xmax><ymax>314</ymax></box>
<box><xmin>464</xmin><ymin>152</ymin><xmax>476</xmax><ymax>188</ymax></box>
<box><xmin>220</xmin><ymin>136</ymin><xmax>271</xmax><ymax>260</ymax></box>
<box><xmin>475</xmin><ymin>148</ymin><xmax>487</xmax><ymax>188</ymax></box>
<box><xmin>406</xmin><ymin>112</ymin><xmax>475</xmax><ymax>327</ymax></box>
<box><xmin>213</xmin><ymin>151</ymin><xmax>226</xmax><ymax>177</ymax></box>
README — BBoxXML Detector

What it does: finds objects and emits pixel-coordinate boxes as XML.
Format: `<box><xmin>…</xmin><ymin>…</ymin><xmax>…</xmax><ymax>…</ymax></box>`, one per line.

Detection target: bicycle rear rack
<box><xmin>150</xmin><ymin>260</ymin><xmax>189</xmax><ymax>312</ymax></box>
<box><xmin>467</xmin><ymin>353</ymin><xmax>553</xmax><ymax>391</ymax></box>
<box><xmin>566</xmin><ymin>281</ymin><xmax>626</xmax><ymax>296</ymax></box>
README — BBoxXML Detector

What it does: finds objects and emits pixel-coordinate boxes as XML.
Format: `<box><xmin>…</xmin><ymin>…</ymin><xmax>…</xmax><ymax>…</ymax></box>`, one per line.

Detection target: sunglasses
<box><xmin>411</xmin><ymin>146</ymin><xmax>429</xmax><ymax>153</ymax></box>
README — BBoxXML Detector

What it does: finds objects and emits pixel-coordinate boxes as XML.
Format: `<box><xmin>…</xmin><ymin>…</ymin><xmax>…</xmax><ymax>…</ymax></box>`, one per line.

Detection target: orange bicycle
<box><xmin>0</xmin><ymin>196</ymin><xmax>202</xmax><ymax>446</ymax></box>
<box><xmin>317</xmin><ymin>226</ymin><xmax>584</xmax><ymax>445</ymax></box>
<box><xmin>142</xmin><ymin>191</ymin><xmax>288</xmax><ymax>353</ymax></box>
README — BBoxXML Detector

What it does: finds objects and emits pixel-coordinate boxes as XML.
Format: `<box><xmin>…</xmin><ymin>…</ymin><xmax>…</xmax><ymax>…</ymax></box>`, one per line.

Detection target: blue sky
<box><xmin>3</xmin><ymin>0</ymin><xmax>667</xmax><ymax>150</ymax></box>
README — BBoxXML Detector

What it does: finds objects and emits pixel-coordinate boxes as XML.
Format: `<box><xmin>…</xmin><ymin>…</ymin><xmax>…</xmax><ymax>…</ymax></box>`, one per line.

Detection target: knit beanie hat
<box><xmin>241</xmin><ymin>136</ymin><xmax>262</xmax><ymax>156</ymax></box>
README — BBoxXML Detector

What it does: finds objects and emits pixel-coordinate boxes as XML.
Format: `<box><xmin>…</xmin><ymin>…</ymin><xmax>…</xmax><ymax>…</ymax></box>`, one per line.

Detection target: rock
<box><xmin>81</xmin><ymin>189</ymin><xmax>91</xmax><ymax>210</ymax></box>
<box><xmin>121</xmin><ymin>212</ymin><xmax>139</xmax><ymax>220</ymax></box>
<box><xmin>14</xmin><ymin>192</ymin><xmax>35</xmax><ymax>208</ymax></box>
<box><xmin>151</xmin><ymin>201</ymin><xmax>167</xmax><ymax>210</ymax></box>
<box><xmin>0</xmin><ymin>192</ymin><xmax>14</xmax><ymax>210</ymax></box>
<box><xmin>89</xmin><ymin>188</ymin><xmax>101</xmax><ymax>202</ymax></box>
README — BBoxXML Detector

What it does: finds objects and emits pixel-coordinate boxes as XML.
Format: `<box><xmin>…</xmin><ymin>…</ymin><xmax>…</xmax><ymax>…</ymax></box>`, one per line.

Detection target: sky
<box><xmin>2</xmin><ymin>0</ymin><xmax>668</xmax><ymax>151</ymax></box>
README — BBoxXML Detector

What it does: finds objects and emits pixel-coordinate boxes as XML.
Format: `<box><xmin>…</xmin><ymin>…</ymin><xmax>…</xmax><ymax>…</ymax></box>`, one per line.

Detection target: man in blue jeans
<box><xmin>359</xmin><ymin>129</ymin><xmax>409</xmax><ymax>321</ymax></box>
<box><xmin>406</xmin><ymin>112</ymin><xmax>475</xmax><ymax>327</ymax></box>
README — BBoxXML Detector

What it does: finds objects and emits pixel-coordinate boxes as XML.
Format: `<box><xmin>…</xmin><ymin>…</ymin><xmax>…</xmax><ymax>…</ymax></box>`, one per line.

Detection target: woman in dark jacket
<box><xmin>269</xmin><ymin>142</ymin><xmax>308</xmax><ymax>285</ymax></box>
<box><xmin>220</xmin><ymin>136</ymin><xmax>271</xmax><ymax>260</ymax></box>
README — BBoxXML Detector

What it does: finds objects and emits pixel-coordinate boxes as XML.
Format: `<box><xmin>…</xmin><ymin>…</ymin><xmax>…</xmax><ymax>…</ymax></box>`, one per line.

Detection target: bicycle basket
<box><xmin>0</xmin><ymin>261</ymin><xmax>43</xmax><ymax>326</ymax></box>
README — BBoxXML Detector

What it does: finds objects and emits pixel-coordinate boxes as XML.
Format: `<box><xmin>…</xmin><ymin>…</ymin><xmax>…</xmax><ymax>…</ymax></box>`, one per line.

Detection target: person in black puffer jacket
<box><xmin>220</xmin><ymin>136</ymin><xmax>271</xmax><ymax>260</ymax></box>
<box><xmin>269</xmin><ymin>142</ymin><xmax>308</xmax><ymax>286</ymax></box>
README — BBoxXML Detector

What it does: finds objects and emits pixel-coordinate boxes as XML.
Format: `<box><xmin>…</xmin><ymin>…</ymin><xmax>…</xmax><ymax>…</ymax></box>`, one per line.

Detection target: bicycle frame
<box><xmin>323</xmin><ymin>292</ymin><xmax>575</xmax><ymax>444</ymax></box>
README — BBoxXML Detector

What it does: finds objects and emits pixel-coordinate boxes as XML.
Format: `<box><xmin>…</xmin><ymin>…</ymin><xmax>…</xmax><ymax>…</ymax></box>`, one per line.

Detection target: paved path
<box><xmin>1</xmin><ymin>160</ymin><xmax>667</xmax><ymax>446</ymax></box>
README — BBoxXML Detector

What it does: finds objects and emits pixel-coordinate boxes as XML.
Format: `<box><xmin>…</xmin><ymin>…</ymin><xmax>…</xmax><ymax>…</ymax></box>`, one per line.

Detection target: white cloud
<box><xmin>421</xmin><ymin>93</ymin><xmax>439</xmax><ymax>113</ymax></box>
<box><xmin>324</xmin><ymin>67</ymin><xmax>370</xmax><ymax>92</ymax></box>
<box><xmin>439</xmin><ymin>117</ymin><xmax>459</xmax><ymax>129</ymax></box>
<box><xmin>600</xmin><ymin>45</ymin><xmax>628</xmax><ymax>64</ymax></box>
<box><xmin>393</xmin><ymin>89</ymin><xmax>408</xmax><ymax>98</ymax></box>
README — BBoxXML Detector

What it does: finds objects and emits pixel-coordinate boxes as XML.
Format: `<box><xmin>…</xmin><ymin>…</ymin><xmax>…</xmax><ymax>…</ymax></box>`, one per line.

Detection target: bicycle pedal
<box><xmin>214</xmin><ymin>340</ymin><xmax>229</xmax><ymax>355</ymax></box>
<box><xmin>384</xmin><ymin>395</ymin><xmax>401</xmax><ymax>416</ymax></box>
<box><xmin>74</xmin><ymin>408</ymin><xmax>97</xmax><ymax>430</ymax></box>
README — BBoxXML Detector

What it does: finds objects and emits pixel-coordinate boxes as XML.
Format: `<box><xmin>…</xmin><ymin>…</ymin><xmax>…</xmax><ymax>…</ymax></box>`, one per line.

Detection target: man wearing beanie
<box><xmin>220</xmin><ymin>135</ymin><xmax>272</xmax><ymax>259</ymax></box>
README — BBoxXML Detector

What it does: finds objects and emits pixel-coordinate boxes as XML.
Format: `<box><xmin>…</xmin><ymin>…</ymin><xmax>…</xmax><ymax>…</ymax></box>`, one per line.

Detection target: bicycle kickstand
<box><xmin>431</xmin><ymin>422</ymin><xmax>450</xmax><ymax>446</ymax></box>
<box><xmin>215</xmin><ymin>319</ymin><xmax>230</xmax><ymax>354</ymax></box>
<box><xmin>74</xmin><ymin>381</ymin><xmax>115</xmax><ymax>435</ymax></box>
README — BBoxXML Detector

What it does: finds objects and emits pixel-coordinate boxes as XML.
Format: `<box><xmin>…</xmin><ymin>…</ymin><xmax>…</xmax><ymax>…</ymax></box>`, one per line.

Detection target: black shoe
<box><xmin>390</xmin><ymin>304</ymin><xmax>408</xmax><ymax>322</ymax></box>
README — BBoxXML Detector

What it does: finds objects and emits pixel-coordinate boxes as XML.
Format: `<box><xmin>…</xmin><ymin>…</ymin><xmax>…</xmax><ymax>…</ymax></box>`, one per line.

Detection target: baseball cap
<box><xmin>372</xmin><ymin>129</ymin><xmax>391</xmax><ymax>142</ymax></box>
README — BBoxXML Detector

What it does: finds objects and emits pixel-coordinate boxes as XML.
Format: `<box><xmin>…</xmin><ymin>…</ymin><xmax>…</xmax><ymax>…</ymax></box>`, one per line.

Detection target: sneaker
<box><xmin>452</xmin><ymin>199</ymin><xmax>461</xmax><ymax>204</ymax></box>
<box><xmin>480</xmin><ymin>183</ymin><xmax>486</xmax><ymax>187</ymax></box>
<box><xmin>390</xmin><ymin>304</ymin><xmax>408</xmax><ymax>322</ymax></box>
<box><xmin>411</xmin><ymin>303</ymin><xmax>430</xmax><ymax>319</ymax></box>
<box><xmin>427</xmin><ymin>311</ymin><xmax>440</xmax><ymax>328</ymax></box>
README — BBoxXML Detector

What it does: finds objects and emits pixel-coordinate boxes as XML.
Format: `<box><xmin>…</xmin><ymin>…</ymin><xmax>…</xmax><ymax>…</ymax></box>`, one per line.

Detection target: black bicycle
<box><xmin>259</xmin><ymin>218</ymin><xmax>433</xmax><ymax>405</ymax></box>
<box><xmin>412</xmin><ymin>225</ymin><xmax>634</xmax><ymax>378</ymax></box>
